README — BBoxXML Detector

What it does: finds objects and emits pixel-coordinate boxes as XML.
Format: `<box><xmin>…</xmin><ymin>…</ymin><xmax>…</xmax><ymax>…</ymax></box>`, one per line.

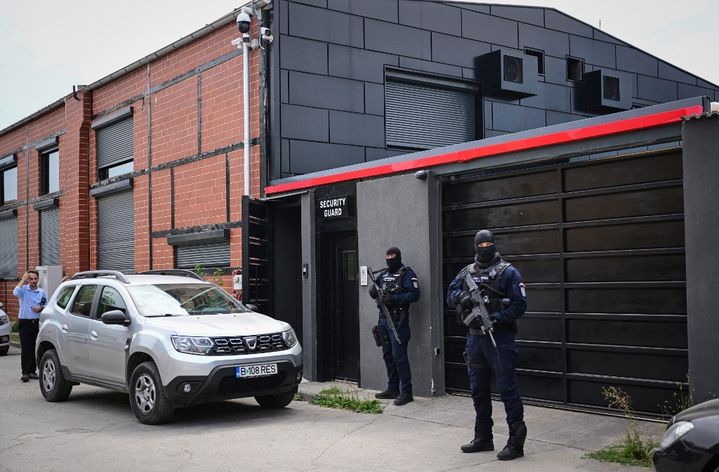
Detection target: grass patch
<box><xmin>311</xmin><ymin>387</ymin><xmax>383</xmax><ymax>414</ymax></box>
<box><xmin>585</xmin><ymin>434</ymin><xmax>657</xmax><ymax>468</ymax></box>
<box><xmin>585</xmin><ymin>386</ymin><xmax>658</xmax><ymax>468</ymax></box>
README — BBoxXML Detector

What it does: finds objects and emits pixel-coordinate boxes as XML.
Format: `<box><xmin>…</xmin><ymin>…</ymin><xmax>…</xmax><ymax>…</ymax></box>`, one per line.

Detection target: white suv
<box><xmin>35</xmin><ymin>270</ymin><xmax>302</xmax><ymax>424</ymax></box>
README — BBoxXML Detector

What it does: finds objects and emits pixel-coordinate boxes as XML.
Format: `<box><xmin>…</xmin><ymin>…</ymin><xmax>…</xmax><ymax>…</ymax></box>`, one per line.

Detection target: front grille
<box><xmin>210</xmin><ymin>333</ymin><xmax>286</xmax><ymax>355</ymax></box>
<box><xmin>217</xmin><ymin>371</ymin><xmax>288</xmax><ymax>395</ymax></box>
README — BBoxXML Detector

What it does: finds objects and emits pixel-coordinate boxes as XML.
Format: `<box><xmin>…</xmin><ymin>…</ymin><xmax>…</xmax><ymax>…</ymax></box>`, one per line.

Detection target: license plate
<box><xmin>236</xmin><ymin>363</ymin><xmax>278</xmax><ymax>378</ymax></box>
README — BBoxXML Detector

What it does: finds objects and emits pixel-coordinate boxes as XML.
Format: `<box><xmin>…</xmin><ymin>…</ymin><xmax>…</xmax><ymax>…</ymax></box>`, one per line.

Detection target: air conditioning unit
<box><xmin>475</xmin><ymin>50</ymin><xmax>538</xmax><ymax>98</ymax></box>
<box><xmin>584</xmin><ymin>69</ymin><xmax>632</xmax><ymax>112</ymax></box>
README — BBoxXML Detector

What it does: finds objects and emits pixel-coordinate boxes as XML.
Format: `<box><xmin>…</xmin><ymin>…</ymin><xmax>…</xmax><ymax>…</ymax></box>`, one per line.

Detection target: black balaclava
<box><xmin>474</xmin><ymin>229</ymin><xmax>497</xmax><ymax>264</ymax></box>
<box><xmin>386</xmin><ymin>246</ymin><xmax>402</xmax><ymax>272</ymax></box>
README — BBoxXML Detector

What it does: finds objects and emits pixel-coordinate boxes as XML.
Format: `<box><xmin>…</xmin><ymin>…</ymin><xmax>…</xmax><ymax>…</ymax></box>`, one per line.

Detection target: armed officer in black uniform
<box><xmin>369</xmin><ymin>247</ymin><xmax>420</xmax><ymax>406</ymax></box>
<box><xmin>446</xmin><ymin>229</ymin><xmax>528</xmax><ymax>461</ymax></box>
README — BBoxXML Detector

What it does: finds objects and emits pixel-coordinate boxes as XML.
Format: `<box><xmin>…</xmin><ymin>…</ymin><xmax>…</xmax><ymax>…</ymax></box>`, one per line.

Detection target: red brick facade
<box><xmin>0</xmin><ymin>18</ymin><xmax>262</xmax><ymax>318</ymax></box>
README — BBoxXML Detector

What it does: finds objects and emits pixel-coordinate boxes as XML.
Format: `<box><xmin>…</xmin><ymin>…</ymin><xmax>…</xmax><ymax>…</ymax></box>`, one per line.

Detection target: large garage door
<box><xmin>442</xmin><ymin>150</ymin><xmax>687</xmax><ymax>415</ymax></box>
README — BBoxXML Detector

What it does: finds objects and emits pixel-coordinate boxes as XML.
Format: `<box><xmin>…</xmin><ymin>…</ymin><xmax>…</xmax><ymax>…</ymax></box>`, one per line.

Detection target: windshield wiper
<box><xmin>146</xmin><ymin>313</ymin><xmax>183</xmax><ymax>318</ymax></box>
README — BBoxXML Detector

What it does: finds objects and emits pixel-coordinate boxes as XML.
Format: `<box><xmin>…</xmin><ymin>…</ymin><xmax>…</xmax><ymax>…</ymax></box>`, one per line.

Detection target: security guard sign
<box><xmin>317</xmin><ymin>196</ymin><xmax>350</xmax><ymax>220</ymax></box>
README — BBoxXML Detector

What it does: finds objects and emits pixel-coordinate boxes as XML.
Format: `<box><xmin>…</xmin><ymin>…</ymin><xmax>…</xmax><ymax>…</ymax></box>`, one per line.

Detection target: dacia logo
<box><xmin>244</xmin><ymin>336</ymin><xmax>258</xmax><ymax>350</ymax></box>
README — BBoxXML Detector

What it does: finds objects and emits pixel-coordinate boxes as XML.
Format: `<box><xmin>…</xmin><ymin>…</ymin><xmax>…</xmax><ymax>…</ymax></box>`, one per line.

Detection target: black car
<box><xmin>653</xmin><ymin>398</ymin><xmax>719</xmax><ymax>472</ymax></box>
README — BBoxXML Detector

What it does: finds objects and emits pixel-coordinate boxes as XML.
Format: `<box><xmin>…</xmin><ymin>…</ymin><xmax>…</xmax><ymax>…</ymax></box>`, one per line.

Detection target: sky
<box><xmin>1</xmin><ymin>0</ymin><xmax>717</xmax><ymax>131</ymax></box>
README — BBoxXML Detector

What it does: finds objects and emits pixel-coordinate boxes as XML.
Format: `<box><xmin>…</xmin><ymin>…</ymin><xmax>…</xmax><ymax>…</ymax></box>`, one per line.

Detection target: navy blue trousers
<box><xmin>466</xmin><ymin>330</ymin><xmax>524</xmax><ymax>438</ymax></box>
<box><xmin>378</xmin><ymin>317</ymin><xmax>412</xmax><ymax>394</ymax></box>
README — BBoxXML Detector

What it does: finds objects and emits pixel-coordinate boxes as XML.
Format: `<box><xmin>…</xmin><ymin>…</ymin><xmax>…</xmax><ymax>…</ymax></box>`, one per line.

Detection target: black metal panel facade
<box><xmin>40</xmin><ymin>207</ymin><xmax>60</xmax><ymax>266</ymax></box>
<box><xmin>96</xmin><ymin>117</ymin><xmax>133</xmax><ymax>169</ymax></box>
<box><xmin>0</xmin><ymin>217</ymin><xmax>17</xmax><ymax>277</ymax></box>
<box><xmin>442</xmin><ymin>150</ymin><xmax>687</xmax><ymax>414</ymax></box>
<box><xmin>270</xmin><ymin>0</ymin><xmax>719</xmax><ymax>181</ymax></box>
<box><xmin>97</xmin><ymin>190</ymin><xmax>134</xmax><ymax>272</ymax></box>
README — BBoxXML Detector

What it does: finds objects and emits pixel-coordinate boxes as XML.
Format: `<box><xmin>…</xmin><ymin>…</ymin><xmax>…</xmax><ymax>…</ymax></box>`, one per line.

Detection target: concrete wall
<box><xmin>682</xmin><ymin>114</ymin><xmax>719</xmax><ymax>403</ymax></box>
<box><xmin>356</xmin><ymin>172</ymin><xmax>443</xmax><ymax>396</ymax></box>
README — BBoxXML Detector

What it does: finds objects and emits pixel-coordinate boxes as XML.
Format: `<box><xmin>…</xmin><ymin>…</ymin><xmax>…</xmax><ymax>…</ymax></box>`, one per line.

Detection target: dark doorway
<box><xmin>271</xmin><ymin>202</ymin><xmax>303</xmax><ymax>346</ymax></box>
<box><xmin>318</xmin><ymin>231</ymin><xmax>359</xmax><ymax>382</ymax></box>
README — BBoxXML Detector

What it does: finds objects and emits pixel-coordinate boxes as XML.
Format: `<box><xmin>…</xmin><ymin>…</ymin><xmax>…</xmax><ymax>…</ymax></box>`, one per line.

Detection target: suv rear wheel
<box><xmin>39</xmin><ymin>349</ymin><xmax>73</xmax><ymax>402</ymax></box>
<box><xmin>255</xmin><ymin>387</ymin><xmax>297</xmax><ymax>409</ymax></box>
<box><xmin>129</xmin><ymin>361</ymin><xmax>175</xmax><ymax>425</ymax></box>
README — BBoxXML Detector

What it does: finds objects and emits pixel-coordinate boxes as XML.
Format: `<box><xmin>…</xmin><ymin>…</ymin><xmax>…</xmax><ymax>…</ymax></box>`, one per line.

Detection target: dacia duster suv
<box><xmin>36</xmin><ymin>270</ymin><xmax>303</xmax><ymax>424</ymax></box>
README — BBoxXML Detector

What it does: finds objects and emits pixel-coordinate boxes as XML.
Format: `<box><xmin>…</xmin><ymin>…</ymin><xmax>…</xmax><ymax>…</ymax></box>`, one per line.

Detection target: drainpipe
<box><xmin>243</xmin><ymin>38</ymin><xmax>251</xmax><ymax>196</ymax></box>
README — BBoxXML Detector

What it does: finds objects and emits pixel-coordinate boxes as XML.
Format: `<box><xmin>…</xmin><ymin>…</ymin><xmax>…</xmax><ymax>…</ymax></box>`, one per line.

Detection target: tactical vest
<box><xmin>461</xmin><ymin>259</ymin><xmax>516</xmax><ymax>333</ymax></box>
<box><xmin>380</xmin><ymin>267</ymin><xmax>410</xmax><ymax>319</ymax></box>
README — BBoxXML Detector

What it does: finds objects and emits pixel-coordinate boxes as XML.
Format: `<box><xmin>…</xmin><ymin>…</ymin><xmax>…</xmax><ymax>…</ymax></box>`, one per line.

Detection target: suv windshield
<box><xmin>128</xmin><ymin>284</ymin><xmax>250</xmax><ymax>317</ymax></box>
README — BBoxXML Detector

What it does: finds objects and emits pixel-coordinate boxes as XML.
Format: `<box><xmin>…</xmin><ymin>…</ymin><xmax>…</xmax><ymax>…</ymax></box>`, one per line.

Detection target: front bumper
<box><xmin>652</xmin><ymin>440</ymin><xmax>707</xmax><ymax>472</ymax></box>
<box><xmin>0</xmin><ymin>322</ymin><xmax>11</xmax><ymax>348</ymax></box>
<box><xmin>165</xmin><ymin>360</ymin><xmax>303</xmax><ymax>406</ymax></box>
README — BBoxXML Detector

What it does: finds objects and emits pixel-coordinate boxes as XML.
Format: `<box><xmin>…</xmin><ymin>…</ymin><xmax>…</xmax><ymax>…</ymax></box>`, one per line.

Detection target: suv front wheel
<box><xmin>255</xmin><ymin>387</ymin><xmax>297</xmax><ymax>409</ymax></box>
<box><xmin>39</xmin><ymin>349</ymin><xmax>73</xmax><ymax>402</ymax></box>
<box><xmin>129</xmin><ymin>361</ymin><xmax>175</xmax><ymax>425</ymax></box>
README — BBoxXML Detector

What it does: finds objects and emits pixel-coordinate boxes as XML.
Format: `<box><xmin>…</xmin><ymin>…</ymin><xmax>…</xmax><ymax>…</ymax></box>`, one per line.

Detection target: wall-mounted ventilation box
<box><xmin>584</xmin><ymin>69</ymin><xmax>632</xmax><ymax>112</ymax></box>
<box><xmin>475</xmin><ymin>50</ymin><xmax>538</xmax><ymax>98</ymax></box>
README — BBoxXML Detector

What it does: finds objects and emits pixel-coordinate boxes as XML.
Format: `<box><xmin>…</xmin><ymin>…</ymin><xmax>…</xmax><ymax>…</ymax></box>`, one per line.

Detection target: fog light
<box><xmin>183</xmin><ymin>383</ymin><xmax>192</xmax><ymax>393</ymax></box>
<box><xmin>296</xmin><ymin>370</ymin><xmax>303</xmax><ymax>382</ymax></box>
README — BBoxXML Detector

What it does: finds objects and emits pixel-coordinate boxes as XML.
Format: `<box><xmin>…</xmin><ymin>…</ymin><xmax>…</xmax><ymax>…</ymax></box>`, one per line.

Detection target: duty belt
<box><xmin>468</xmin><ymin>328</ymin><xmax>485</xmax><ymax>336</ymax></box>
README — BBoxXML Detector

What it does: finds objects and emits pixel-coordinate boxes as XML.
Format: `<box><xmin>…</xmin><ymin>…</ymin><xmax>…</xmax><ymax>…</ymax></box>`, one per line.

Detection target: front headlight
<box><xmin>281</xmin><ymin>328</ymin><xmax>298</xmax><ymax>348</ymax></box>
<box><xmin>0</xmin><ymin>315</ymin><xmax>9</xmax><ymax>325</ymax></box>
<box><xmin>171</xmin><ymin>336</ymin><xmax>213</xmax><ymax>355</ymax></box>
<box><xmin>659</xmin><ymin>421</ymin><xmax>694</xmax><ymax>449</ymax></box>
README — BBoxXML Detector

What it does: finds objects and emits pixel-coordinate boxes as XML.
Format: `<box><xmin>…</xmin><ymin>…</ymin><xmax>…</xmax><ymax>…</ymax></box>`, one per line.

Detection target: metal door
<box><xmin>442</xmin><ymin>150</ymin><xmax>687</xmax><ymax>414</ymax></box>
<box><xmin>242</xmin><ymin>196</ymin><xmax>272</xmax><ymax>315</ymax></box>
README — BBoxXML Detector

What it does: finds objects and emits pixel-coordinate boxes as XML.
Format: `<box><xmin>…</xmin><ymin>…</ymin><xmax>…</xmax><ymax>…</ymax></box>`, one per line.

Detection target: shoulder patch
<box><xmin>411</xmin><ymin>277</ymin><xmax>419</xmax><ymax>289</ymax></box>
<box><xmin>519</xmin><ymin>282</ymin><xmax>527</xmax><ymax>298</ymax></box>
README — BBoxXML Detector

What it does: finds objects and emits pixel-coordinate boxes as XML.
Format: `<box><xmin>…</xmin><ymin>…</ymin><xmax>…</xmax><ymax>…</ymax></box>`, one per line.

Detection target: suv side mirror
<box><xmin>101</xmin><ymin>310</ymin><xmax>130</xmax><ymax>326</ymax></box>
<box><xmin>246</xmin><ymin>304</ymin><xmax>259</xmax><ymax>312</ymax></box>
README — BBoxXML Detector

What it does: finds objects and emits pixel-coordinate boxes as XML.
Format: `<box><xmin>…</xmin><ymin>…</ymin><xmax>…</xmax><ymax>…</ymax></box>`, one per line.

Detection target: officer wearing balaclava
<box><xmin>368</xmin><ymin>246</ymin><xmax>419</xmax><ymax>406</ymax></box>
<box><xmin>446</xmin><ymin>229</ymin><xmax>528</xmax><ymax>461</ymax></box>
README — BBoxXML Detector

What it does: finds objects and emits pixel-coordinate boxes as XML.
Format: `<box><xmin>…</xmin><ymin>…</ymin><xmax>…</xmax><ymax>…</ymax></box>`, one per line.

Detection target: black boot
<box><xmin>375</xmin><ymin>390</ymin><xmax>399</xmax><ymax>399</ymax></box>
<box><xmin>497</xmin><ymin>421</ymin><xmax>527</xmax><ymax>460</ymax></box>
<box><xmin>393</xmin><ymin>391</ymin><xmax>414</xmax><ymax>406</ymax></box>
<box><xmin>460</xmin><ymin>437</ymin><xmax>494</xmax><ymax>453</ymax></box>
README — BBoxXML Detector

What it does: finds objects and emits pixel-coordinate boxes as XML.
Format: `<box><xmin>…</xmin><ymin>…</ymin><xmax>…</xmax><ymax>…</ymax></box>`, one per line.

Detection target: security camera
<box><xmin>260</xmin><ymin>27</ymin><xmax>274</xmax><ymax>43</ymax></box>
<box><xmin>237</xmin><ymin>10</ymin><xmax>252</xmax><ymax>34</ymax></box>
<box><xmin>415</xmin><ymin>170</ymin><xmax>428</xmax><ymax>180</ymax></box>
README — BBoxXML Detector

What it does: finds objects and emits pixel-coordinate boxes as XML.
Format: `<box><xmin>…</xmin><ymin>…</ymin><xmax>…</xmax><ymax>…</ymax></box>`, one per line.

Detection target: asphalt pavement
<box><xmin>0</xmin><ymin>345</ymin><xmax>664</xmax><ymax>471</ymax></box>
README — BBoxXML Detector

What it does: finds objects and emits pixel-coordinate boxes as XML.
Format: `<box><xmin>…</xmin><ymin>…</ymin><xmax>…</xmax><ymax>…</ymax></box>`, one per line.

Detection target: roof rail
<box><xmin>71</xmin><ymin>270</ymin><xmax>130</xmax><ymax>284</ymax></box>
<box><xmin>138</xmin><ymin>269</ymin><xmax>204</xmax><ymax>280</ymax></box>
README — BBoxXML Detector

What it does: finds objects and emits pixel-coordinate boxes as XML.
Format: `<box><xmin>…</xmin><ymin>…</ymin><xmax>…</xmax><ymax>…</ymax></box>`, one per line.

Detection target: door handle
<box><xmin>90</xmin><ymin>331</ymin><xmax>98</xmax><ymax>338</ymax></box>
<box><xmin>61</xmin><ymin>324</ymin><xmax>68</xmax><ymax>332</ymax></box>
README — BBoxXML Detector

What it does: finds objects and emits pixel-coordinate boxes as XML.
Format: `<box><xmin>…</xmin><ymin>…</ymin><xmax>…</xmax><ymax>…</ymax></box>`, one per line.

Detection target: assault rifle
<box><xmin>463</xmin><ymin>272</ymin><xmax>497</xmax><ymax>348</ymax></box>
<box><xmin>368</xmin><ymin>267</ymin><xmax>402</xmax><ymax>344</ymax></box>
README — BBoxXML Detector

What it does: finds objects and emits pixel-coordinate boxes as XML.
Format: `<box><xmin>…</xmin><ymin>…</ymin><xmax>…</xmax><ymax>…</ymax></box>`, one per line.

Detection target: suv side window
<box><xmin>97</xmin><ymin>286</ymin><xmax>127</xmax><ymax>317</ymax></box>
<box><xmin>69</xmin><ymin>285</ymin><xmax>98</xmax><ymax>318</ymax></box>
<box><xmin>55</xmin><ymin>286</ymin><xmax>75</xmax><ymax>309</ymax></box>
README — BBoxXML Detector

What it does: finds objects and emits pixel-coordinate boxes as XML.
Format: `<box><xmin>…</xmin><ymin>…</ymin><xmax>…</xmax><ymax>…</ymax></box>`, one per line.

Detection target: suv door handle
<box><xmin>90</xmin><ymin>330</ymin><xmax>98</xmax><ymax>338</ymax></box>
<box><xmin>61</xmin><ymin>324</ymin><xmax>68</xmax><ymax>332</ymax></box>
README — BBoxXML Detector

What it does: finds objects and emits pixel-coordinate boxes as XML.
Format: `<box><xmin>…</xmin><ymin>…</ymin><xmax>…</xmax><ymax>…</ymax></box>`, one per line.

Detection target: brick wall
<box><xmin>0</xmin><ymin>13</ymin><xmax>264</xmax><ymax>304</ymax></box>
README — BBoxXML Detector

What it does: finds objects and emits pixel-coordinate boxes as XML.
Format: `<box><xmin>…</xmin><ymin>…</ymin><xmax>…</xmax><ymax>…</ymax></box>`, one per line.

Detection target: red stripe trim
<box><xmin>266</xmin><ymin>105</ymin><xmax>701</xmax><ymax>195</ymax></box>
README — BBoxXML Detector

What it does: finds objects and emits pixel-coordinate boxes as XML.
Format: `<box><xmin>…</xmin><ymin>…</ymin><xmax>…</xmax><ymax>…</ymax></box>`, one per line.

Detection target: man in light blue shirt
<box><xmin>13</xmin><ymin>271</ymin><xmax>47</xmax><ymax>382</ymax></box>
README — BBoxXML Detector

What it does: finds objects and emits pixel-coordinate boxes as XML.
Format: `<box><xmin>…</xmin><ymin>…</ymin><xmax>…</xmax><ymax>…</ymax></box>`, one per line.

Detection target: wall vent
<box><xmin>476</xmin><ymin>50</ymin><xmax>537</xmax><ymax>99</ymax></box>
<box><xmin>584</xmin><ymin>69</ymin><xmax>632</xmax><ymax>112</ymax></box>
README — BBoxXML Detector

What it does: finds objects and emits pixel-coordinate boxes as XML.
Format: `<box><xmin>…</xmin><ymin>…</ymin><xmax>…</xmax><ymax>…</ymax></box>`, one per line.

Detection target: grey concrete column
<box><xmin>682</xmin><ymin>115</ymin><xmax>719</xmax><ymax>403</ymax></box>
<box><xmin>357</xmin><ymin>172</ymin><xmax>444</xmax><ymax>397</ymax></box>
<box><xmin>301</xmin><ymin>191</ymin><xmax>318</xmax><ymax>380</ymax></box>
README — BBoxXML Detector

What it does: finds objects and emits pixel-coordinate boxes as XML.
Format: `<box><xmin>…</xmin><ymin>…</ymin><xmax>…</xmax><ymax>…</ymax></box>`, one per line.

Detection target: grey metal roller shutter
<box><xmin>97</xmin><ymin>117</ymin><xmax>133</xmax><ymax>169</ymax></box>
<box><xmin>97</xmin><ymin>190</ymin><xmax>134</xmax><ymax>272</ymax></box>
<box><xmin>176</xmin><ymin>241</ymin><xmax>230</xmax><ymax>269</ymax></box>
<box><xmin>386</xmin><ymin>81</ymin><xmax>475</xmax><ymax>150</ymax></box>
<box><xmin>0</xmin><ymin>217</ymin><xmax>17</xmax><ymax>277</ymax></box>
<box><xmin>40</xmin><ymin>207</ymin><xmax>60</xmax><ymax>266</ymax></box>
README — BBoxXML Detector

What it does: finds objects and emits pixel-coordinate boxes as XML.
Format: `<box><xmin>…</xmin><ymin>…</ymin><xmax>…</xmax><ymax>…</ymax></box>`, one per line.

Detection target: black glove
<box><xmin>489</xmin><ymin>313</ymin><xmax>499</xmax><ymax>325</ymax></box>
<box><xmin>459</xmin><ymin>291</ymin><xmax>473</xmax><ymax>310</ymax></box>
<box><xmin>381</xmin><ymin>292</ymin><xmax>393</xmax><ymax>305</ymax></box>
<box><xmin>369</xmin><ymin>285</ymin><xmax>378</xmax><ymax>299</ymax></box>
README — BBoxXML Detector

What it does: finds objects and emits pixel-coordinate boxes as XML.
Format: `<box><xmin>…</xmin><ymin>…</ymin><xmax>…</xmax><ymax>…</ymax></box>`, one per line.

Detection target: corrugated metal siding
<box><xmin>97</xmin><ymin>118</ymin><xmax>133</xmax><ymax>169</ymax></box>
<box><xmin>386</xmin><ymin>81</ymin><xmax>475</xmax><ymax>150</ymax></box>
<box><xmin>176</xmin><ymin>241</ymin><xmax>230</xmax><ymax>269</ymax></box>
<box><xmin>97</xmin><ymin>190</ymin><xmax>134</xmax><ymax>272</ymax></box>
<box><xmin>0</xmin><ymin>217</ymin><xmax>17</xmax><ymax>277</ymax></box>
<box><xmin>40</xmin><ymin>207</ymin><xmax>60</xmax><ymax>266</ymax></box>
